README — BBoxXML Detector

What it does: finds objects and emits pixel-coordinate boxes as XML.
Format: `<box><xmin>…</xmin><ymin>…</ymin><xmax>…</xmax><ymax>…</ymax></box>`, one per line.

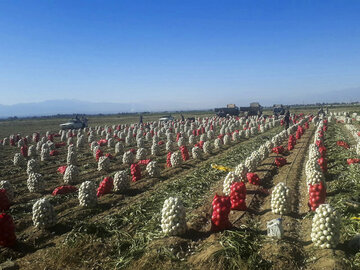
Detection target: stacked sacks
<box><xmin>211</xmin><ymin>194</ymin><xmax>232</xmax><ymax>231</ymax></box>
<box><xmin>275</xmin><ymin>157</ymin><xmax>287</xmax><ymax>167</ymax></box>
<box><xmin>234</xmin><ymin>163</ymin><xmax>247</xmax><ymax>181</ymax></box>
<box><xmin>122</xmin><ymin>151</ymin><xmax>135</xmax><ymax>165</ymax></box>
<box><xmin>271</xmin><ymin>182</ymin><xmax>290</xmax><ymax>214</ymax></box>
<box><xmin>166</xmin><ymin>152</ymin><xmax>172</xmax><ymax>167</ymax></box>
<box><xmin>115</xmin><ymin>142</ymin><xmax>124</xmax><ymax>155</ymax></box>
<box><xmin>311</xmin><ymin>204</ymin><xmax>340</xmax><ymax>248</ymax></box>
<box><xmin>272</xmin><ymin>146</ymin><xmax>285</xmax><ymax>155</ymax></box>
<box><xmin>0</xmin><ymin>181</ymin><xmax>14</xmax><ymax>202</ymax></box>
<box><xmin>98</xmin><ymin>156</ymin><xmax>110</xmax><ymax>172</ymax></box>
<box><xmin>223</xmin><ymin>134</ymin><xmax>231</xmax><ymax>145</ymax></box>
<box><xmin>146</xmin><ymin>161</ymin><xmax>160</xmax><ymax>177</ymax></box>
<box><xmin>63</xmin><ymin>165</ymin><xmax>79</xmax><ymax>185</ymax></box>
<box><xmin>77</xmin><ymin>135</ymin><xmax>85</xmax><ymax>148</ymax></box>
<box><xmin>0</xmin><ymin>213</ymin><xmax>16</xmax><ymax>247</ymax></box>
<box><xmin>203</xmin><ymin>141</ymin><xmax>212</xmax><ymax>154</ymax></box>
<box><xmin>258</xmin><ymin>144</ymin><xmax>269</xmax><ymax>161</ymax></box>
<box><xmin>113</xmin><ymin>171</ymin><xmax>129</xmax><ymax>192</ymax></box>
<box><xmin>21</xmin><ymin>145</ymin><xmax>28</xmax><ymax>157</ymax></box>
<box><xmin>32</xmin><ymin>198</ymin><xmax>57</xmax><ymax>229</ymax></box>
<box><xmin>223</xmin><ymin>172</ymin><xmax>239</xmax><ymax>196</ymax></box>
<box><xmin>170</xmin><ymin>151</ymin><xmax>182</xmax><ymax>167</ymax></box>
<box><xmin>214</xmin><ymin>138</ymin><xmax>222</xmax><ymax>149</ymax></box>
<box><xmin>288</xmin><ymin>134</ymin><xmax>296</xmax><ymax>151</ymax></box>
<box><xmin>40</xmin><ymin>144</ymin><xmax>50</xmax><ymax>161</ymax></box>
<box><xmin>229</xmin><ymin>182</ymin><xmax>247</xmax><ymax>210</ymax></box>
<box><xmin>67</xmin><ymin>146</ymin><xmax>77</xmax><ymax>165</ymax></box>
<box><xmin>130</xmin><ymin>163</ymin><xmax>141</xmax><ymax>182</ymax></box>
<box><xmin>166</xmin><ymin>140</ymin><xmax>175</xmax><ymax>152</ymax></box>
<box><xmin>308</xmin><ymin>181</ymin><xmax>326</xmax><ymax>211</ymax></box>
<box><xmin>97</xmin><ymin>177</ymin><xmax>114</xmax><ymax>197</ymax></box>
<box><xmin>247</xmin><ymin>172</ymin><xmax>260</xmax><ymax>185</ymax></box>
<box><xmin>177</xmin><ymin>137</ymin><xmax>185</xmax><ymax>147</ymax></box>
<box><xmin>192</xmin><ymin>146</ymin><xmax>202</xmax><ymax>159</ymax></box>
<box><xmin>95</xmin><ymin>148</ymin><xmax>103</xmax><ymax>162</ymax></box>
<box><xmin>27</xmin><ymin>173</ymin><xmax>44</xmax><ymax>193</ymax></box>
<box><xmin>180</xmin><ymin>145</ymin><xmax>190</xmax><ymax>161</ymax></box>
<box><xmin>28</xmin><ymin>145</ymin><xmax>36</xmax><ymax>158</ymax></box>
<box><xmin>151</xmin><ymin>143</ymin><xmax>160</xmax><ymax>156</ymax></box>
<box><xmin>136</xmin><ymin>148</ymin><xmax>147</xmax><ymax>160</ymax></box>
<box><xmin>78</xmin><ymin>181</ymin><xmax>97</xmax><ymax>207</ymax></box>
<box><xmin>13</xmin><ymin>153</ymin><xmax>25</xmax><ymax>167</ymax></box>
<box><xmin>161</xmin><ymin>197</ymin><xmax>187</xmax><ymax>236</ymax></box>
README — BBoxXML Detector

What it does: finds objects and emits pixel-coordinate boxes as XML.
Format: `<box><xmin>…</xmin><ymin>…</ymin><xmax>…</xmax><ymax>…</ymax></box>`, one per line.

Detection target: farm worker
<box><xmin>139</xmin><ymin>115</ymin><xmax>143</xmax><ymax>124</ymax></box>
<box><xmin>317</xmin><ymin>107</ymin><xmax>324</xmax><ymax>117</ymax></box>
<box><xmin>284</xmin><ymin>110</ymin><xmax>290</xmax><ymax>130</ymax></box>
<box><xmin>181</xmin><ymin>114</ymin><xmax>185</xmax><ymax>121</ymax></box>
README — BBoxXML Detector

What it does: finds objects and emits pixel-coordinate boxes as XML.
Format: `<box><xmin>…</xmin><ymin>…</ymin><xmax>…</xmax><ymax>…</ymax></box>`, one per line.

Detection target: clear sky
<box><xmin>0</xmin><ymin>0</ymin><xmax>359</xmax><ymax>109</ymax></box>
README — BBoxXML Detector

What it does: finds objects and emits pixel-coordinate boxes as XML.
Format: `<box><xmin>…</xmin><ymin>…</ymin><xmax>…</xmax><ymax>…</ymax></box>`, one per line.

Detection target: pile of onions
<box><xmin>161</xmin><ymin>197</ymin><xmax>187</xmax><ymax>236</ymax></box>
<box><xmin>311</xmin><ymin>204</ymin><xmax>340</xmax><ymax>249</ymax></box>
<box><xmin>271</xmin><ymin>182</ymin><xmax>290</xmax><ymax>214</ymax></box>
<box><xmin>32</xmin><ymin>198</ymin><xmax>57</xmax><ymax>228</ymax></box>
<box><xmin>113</xmin><ymin>171</ymin><xmax>129</xmax><ymax>192</ymax></box>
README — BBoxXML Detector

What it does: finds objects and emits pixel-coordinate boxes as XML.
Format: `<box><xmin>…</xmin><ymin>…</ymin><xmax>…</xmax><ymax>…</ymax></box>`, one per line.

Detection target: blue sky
<box><xmin>0</xmin><ymin>0</ymin><xmax>359</xmax><ymax>109</ymax></box>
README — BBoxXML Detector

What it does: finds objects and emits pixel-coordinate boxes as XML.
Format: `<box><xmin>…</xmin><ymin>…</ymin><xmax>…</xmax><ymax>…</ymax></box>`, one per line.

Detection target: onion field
<box><xmin>0</xmin><ymin>109</ymin><xmax>360</xmax><ymax>270</ymax></box>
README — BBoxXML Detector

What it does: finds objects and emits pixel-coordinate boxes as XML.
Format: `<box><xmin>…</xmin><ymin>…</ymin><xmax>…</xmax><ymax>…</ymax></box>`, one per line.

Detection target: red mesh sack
<box><xmin>57</xmin><ymin>165</ymin><xmax>67</xmax><ymax>174</ymax></box>
<box><xmin>52</xmin><ymin>185</ymin><xmax>77</xmax><ymax>195</ymax></box>
<box><xmin>0</xmin><ymin>189</ymin><xmax>10</xmax><ymax>211</ymax></box>
<box><xmin>130</xmin><ymin>163</ymin><xmax>141</xmax><ymax>182</ymax></box>
<box><xmin>55</xmin><ymin>142</ymin><xmax>66</xmax><ymax>148</ymax></box>
<box><xmin>96</xmin><ymin>149</ymin><xmax>103</xmax><ymax>161</ymax></box>
<box><xmin>0</xmin><ymin>213</ymin><xmax>16</xmax><ymax>247</ymax></box>
<box><xmin>337</xmin><ymin>141</ymin><xmax>349</xmax><ymax>149</ymax></box>
<box><xmin>47</xmin><ymin>134</ymin><xmax>54</xmax><ymax>142</ymax></box>
<box><xmin>229</xmin><ymin>182</ymin><xmax>247</xmax><ymax>211</ymax></box>
<box><xmin>247</xmin><ymin>173</ymin><xmax>260</xmax><ymax>185</ymax></box>
<box><xmin>347</xmin><ymin>158</ymin><xmax>360</xmax><ymax>165</ymax></box>
<box><xmin>166</xmin><ymin>152</ymin><xmax>172</xmax><ymax>167</ymax></box>
<box><xmin>211</xmin><ymin>194</ymin><xmax>232</xmax><ymax>232</ymax></box>
<box><xmin>97</xmin><ymin>177</ymin><xmax>114</xmax><ymax>197</ymax></box>
<box><xmin>308</xmin><ymin>182</ymin><xmax>326</xmax><ymax>211</ymax></box>
<box><xmin>97</xmin><ymin>139</ymin><xmax>108</xmax><ymax>147</ymax></box>
<box><xmin>275</xmin><ymin>157</ymin><xmax>287</xmax><ymax>167</ymax></box>
<box><xmin>317</xmin><ymin>157</ymin><xmax>327</xmax><ymax>173</ymax></box>
<box><xmin>138</xmin><ymin>159</ymin><xmax>151</xmax><ymax>166</ymax></box>
<box><xmin>272</xmin><ymin>146</ymin><xmax>284</xmax><ymax>154</ymax></box>
<box><xmin>50</xmin><ymin>150</ymin><xmax>59</xmax><ymax>156</ymax></box>
<box><xmin>21</xmin><ymin>145</ymin><xmax>28</xmax><ymax>157</ymax></box>
<box><xmin>180</xmin><ymin>145</ymin><xmax>189</xmax><ymax>161</ymax></box>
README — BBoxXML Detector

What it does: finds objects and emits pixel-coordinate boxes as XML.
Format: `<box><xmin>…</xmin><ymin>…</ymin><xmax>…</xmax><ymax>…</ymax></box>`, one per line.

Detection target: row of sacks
<box><xmin>307</xmin><ymin>122</ymin><xmax>341</xmax><ymax>249</ymax></box>
<box><xmin>306</xmin><ymin>119</ymin><xmax>328</xmax><ymax>212</ymax></box>
<box><xmin>0</xmin><ymin>164</ymin><xmax>165</xmax><ymax>245</ymax></box>
<box><xmin>344</xmin><ymin>124</ymin><xmax>360</xmax><ymax>156</ymax></box>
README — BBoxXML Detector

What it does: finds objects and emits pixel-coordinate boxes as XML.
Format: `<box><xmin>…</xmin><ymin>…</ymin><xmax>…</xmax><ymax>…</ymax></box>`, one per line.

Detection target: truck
<box><xmin>273</xmin><ymin>104</ymin><xmax>286</xmax><ymax>115</ymax></box>
<box><xmin>214</xmin><ymin>104</ymin><xmax>240</xmax><ymax>117</ymax></box>
<box><xmin>239</xmin><ymin>102</ymin><xmax>262</xmax><ymax>116</ymax></box>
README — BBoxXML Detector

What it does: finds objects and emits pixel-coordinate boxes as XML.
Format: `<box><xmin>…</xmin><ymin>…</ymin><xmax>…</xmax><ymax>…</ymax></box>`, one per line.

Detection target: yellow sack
<box><xmin>211</xmin><ymin>163</ymin><xmax>234</xmax><ymax>172</ymax></box>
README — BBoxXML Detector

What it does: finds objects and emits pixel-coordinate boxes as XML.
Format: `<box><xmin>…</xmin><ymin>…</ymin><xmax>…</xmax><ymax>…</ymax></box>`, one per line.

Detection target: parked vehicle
<box><xmin>60</xmin><ymin>117</ymin><xmax>88</xmax><ymax>130</ymax></box>
<box><xmin>159</xmin><ymin>115</ymin><xmax>174</xmax><ymax>122</ymax></box>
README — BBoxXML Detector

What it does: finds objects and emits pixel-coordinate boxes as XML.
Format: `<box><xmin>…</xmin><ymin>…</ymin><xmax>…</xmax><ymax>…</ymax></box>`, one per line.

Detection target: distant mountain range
<box><xmin>0</xmin><ymin>99</ymin><xmax>149</xmax><ymax>118</ymax></box>
<box><xmin>0</xmin><ymin>87</ymin><xmax>359</xmax><ymax>118</ymax></box>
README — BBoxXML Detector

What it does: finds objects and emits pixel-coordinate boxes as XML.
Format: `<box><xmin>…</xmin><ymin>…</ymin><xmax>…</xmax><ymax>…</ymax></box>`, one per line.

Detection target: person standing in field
<box><xmin>284</xmin><ymin>110</ymin><xmax>290</xmax><ymax>130</ymax></box>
